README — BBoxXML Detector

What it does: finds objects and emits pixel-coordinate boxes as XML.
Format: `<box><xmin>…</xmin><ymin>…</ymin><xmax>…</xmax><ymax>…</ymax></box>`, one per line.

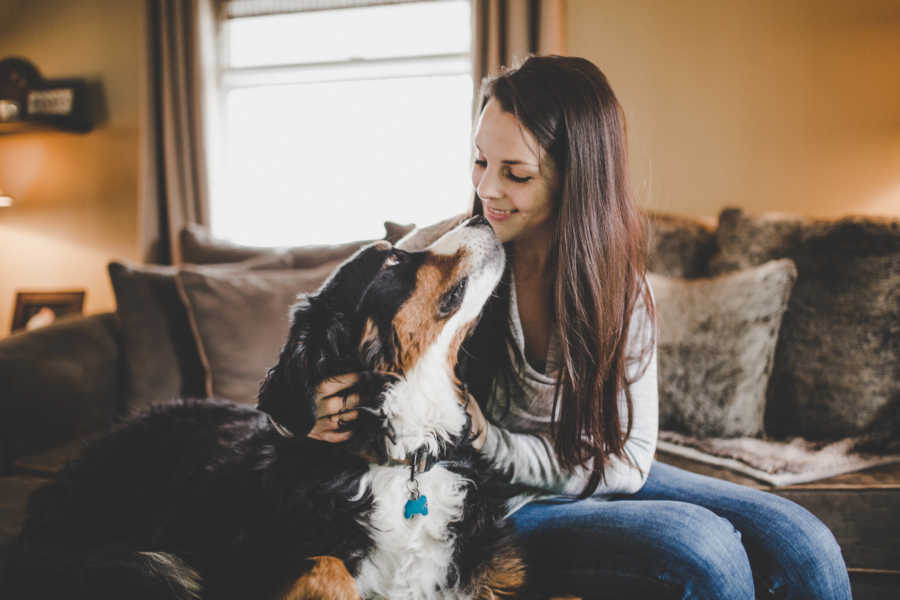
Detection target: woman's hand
<box><xmin>307</xmin><ymin>373</ymin><xmax>361</xmax><ymax>443</ymax></box>
<box><xmin>464</xmin><ymin>391</ymin><xmax>489</xmax><ymax>451</ymax></box>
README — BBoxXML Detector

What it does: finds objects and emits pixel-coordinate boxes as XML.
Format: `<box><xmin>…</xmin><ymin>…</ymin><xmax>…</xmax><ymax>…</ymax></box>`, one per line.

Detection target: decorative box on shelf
<box><xmin>0</xmin><ymin>56</ymin><xmax>104</xmax><ymax>134</ymax></box>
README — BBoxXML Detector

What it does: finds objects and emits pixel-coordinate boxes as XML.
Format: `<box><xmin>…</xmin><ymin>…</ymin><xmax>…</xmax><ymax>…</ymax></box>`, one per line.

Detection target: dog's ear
<box><xmin>258</xmin><ymin>242</ymin><xmax>394</xmax><ymax>435</ymax></box>
<box><xmin>257</xmin><ymin>298</ymin><xmax>319</xmax><ymax>436</ymax></box>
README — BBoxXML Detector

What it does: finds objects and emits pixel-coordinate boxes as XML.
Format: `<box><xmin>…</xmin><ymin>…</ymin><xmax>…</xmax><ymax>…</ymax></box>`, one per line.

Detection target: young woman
<box><xmin>310</xmin><ymin>55</ymin><xmax>852</xmax><ymax>599</ymax></box>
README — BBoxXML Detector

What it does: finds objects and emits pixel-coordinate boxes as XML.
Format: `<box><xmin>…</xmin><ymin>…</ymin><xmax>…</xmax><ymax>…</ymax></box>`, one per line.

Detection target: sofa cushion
<box><xmin>0</xmin><ymin>314</ymin><xmax>121</xmax><ymax>464</ymax></box>
<box><xmin>176</xmin><ymin>263</ymin><xmax>341</xmax><ymax>404</ymax></box>
<box><xmin>709</xmin><ymin>208</ymin><xmax>900</xmax><ymax>443</ymax></box>
<box><xmin>646</xmin><ymin>212</ymin><xmax>718</xmax><ymax>278</ymax></box>
<box><xmin>649</xmin><ymin>259</ymin><xmax>798</xmax><ymax>438</ymax></box>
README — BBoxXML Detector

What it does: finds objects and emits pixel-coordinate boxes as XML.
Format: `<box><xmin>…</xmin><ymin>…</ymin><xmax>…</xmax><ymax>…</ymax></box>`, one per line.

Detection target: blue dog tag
<box><xmin>404</xmin><ymin>494</ymin><xmax>429</xmax><ymax>519</ymax></box>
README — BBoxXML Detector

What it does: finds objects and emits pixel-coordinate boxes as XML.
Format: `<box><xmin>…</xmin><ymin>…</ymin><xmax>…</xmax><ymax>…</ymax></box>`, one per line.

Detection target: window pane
<box><xmin>226</xmin><ymin>1</ymin><xmax>471</xmax><ymax>67</ymax></box>
<box><xmin>212</xmin><ymin>73</ymin><xmax>473</xmax><ymax>246</ymax></box>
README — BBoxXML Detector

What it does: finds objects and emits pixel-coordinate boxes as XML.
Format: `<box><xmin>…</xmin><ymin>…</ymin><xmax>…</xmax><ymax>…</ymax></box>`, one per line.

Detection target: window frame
<box><xmin>208</xmin><ymin>0</ymin><xmax>473</xmax><ymax>245</ymax></box>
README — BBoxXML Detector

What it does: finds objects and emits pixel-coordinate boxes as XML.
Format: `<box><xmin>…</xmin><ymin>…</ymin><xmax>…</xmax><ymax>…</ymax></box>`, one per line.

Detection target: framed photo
<box><xmin>11</xmin><ymin>290</ymin><xmax>85</xmax><ymax>333</ymax></box>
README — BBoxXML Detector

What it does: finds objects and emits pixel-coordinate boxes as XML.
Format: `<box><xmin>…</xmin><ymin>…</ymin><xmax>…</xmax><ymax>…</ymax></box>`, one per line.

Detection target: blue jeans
<box><xmin>509</xmin><ymin>461</ymin><xmax>852</xmax><ymax>600</ymax></box>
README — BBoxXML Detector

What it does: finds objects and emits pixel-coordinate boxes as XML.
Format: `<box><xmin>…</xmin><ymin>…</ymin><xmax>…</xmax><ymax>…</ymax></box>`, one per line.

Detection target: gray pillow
<box><xmin>710</xmin><ymin>208</ymin><xmax>900</xmax><ymax>442</ymax></box>
<box><xmin>646</xmin><ymin>211</ymin><xmax>718</xmax><ymax>278</ymax></box>
<box><xmin>108</xmin><ymin>261</ymin><xmax>207</xmax><ymax>412</ymax></box>
<box><xmin>650</xmin><ymin>258</ymin><xmax>798</xmax><ymax>438</ymax></box>
<box><xmin>176</xmin><ymin>263</ymin><xmax>341</xmax><ymax>404</ymax></box>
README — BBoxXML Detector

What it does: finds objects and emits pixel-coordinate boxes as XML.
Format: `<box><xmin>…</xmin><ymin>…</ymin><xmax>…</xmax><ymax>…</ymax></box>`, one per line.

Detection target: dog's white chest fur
<box><xmin>355</xmin><ymin>464</ymin><xmax>472</xmax><ymax>600</ymax></box>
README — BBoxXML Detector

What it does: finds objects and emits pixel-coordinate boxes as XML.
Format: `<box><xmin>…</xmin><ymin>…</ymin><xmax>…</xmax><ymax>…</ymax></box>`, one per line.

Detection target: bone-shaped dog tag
<box><xmin>404</xmin><ymin>494</ymin><xmax>429</xmax><ymax>519</ymax></box>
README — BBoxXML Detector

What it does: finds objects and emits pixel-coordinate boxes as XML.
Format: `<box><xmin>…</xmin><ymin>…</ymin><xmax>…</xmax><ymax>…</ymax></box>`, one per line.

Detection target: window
<box><xmin>212</xmin><ymin>0</ymin><xmax>473</xmax><ymax>246</ymax></box>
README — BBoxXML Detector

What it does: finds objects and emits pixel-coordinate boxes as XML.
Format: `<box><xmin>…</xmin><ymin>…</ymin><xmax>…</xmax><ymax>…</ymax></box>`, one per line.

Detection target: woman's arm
<box><xmin>475</xmin><ymin>281</ymin><xmax>659</xmax><ymax>496</ymax></box>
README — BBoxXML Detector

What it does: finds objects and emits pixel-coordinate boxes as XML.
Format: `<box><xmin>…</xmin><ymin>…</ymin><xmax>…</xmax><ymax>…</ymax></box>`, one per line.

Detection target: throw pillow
<box><xmin>396</xmin><ymin>214</ymin><xmax>468</xmax><ymax>251</ymax></box>
<box><xmin>176</xmin><ymin>264</ymin><xmax>339</xmax><ymax>404</ymax></box>
<box><xmin>646</xmin><ymin>211</ymin><xmax>718</xmax><ymax>278</ymax></box>
<box><xmin>649</xmin><ymin>258</ymin><xmax>798</xmax><ymax>438</ymax></box>
<box><xmin>108</xmin><ymin>261</ymin><xmax>208</xmax><ymax>412</ymax></box>
<box><xmin>108</xmin><ymin>252</ymin><xmax>312</xmax><ymax>413</ymax></box>
<box><xmin>180</xmin><ymin>221</ymin><xmax>414</xmax><ymax>265</ymax></box>
<box><xmin>710</xmin><ymin>208</ymin><xmax>900</xmax><ymax>442</ymax></box>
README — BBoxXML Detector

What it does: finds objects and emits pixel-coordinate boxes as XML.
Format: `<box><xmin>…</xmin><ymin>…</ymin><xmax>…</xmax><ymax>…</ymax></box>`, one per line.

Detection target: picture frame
<box><xmin>11</xmin><ymin>290</ymin><xmax>85</xmax><ymax>333</ymax></box>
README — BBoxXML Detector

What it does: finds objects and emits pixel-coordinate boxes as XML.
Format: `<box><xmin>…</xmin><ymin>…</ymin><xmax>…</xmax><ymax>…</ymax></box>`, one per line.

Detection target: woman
<box><xmin>311</xmin><ymin>56</ymin><xmax>851</xmax><ymax>599</ymax></box>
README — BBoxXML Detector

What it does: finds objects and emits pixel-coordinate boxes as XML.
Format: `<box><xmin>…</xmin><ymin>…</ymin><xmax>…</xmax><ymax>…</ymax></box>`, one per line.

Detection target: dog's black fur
<box><xmin>3</xmin><ymin>234</ymin><xmax>523</xmax><ymax>600</ymax></box>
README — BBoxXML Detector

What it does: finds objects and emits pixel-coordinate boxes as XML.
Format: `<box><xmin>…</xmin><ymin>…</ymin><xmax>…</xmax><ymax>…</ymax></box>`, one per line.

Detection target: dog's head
<box><xmin>258</xmin><ymin>216</ymin><xmax>504</xmax><ymax>459</ymax></box>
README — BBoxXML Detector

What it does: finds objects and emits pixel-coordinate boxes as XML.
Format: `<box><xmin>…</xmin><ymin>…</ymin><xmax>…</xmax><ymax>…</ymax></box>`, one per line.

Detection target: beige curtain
<box><xmin>471</xmin><ymin>0</ymin><xmax>567</xmax><ymax>97</ymax></box>
<box><xmin>143</xmin><ymin>0</ymin><xmax>216</xmax><ymax>264</ymax></box>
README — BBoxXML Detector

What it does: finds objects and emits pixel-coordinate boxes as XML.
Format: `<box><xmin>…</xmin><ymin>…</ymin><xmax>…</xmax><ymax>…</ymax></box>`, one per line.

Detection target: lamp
<box><xmin>0</xmin><ymin>185</ymin><xmax>12</xmax><ymax>207</ymax></box>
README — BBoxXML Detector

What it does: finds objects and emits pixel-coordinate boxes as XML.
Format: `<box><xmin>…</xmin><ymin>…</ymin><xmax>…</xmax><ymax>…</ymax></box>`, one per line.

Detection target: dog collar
<box><xmin>403</xmin><ymin>447</ymin><xmax>433</xmax><ymax>520</ymax></box>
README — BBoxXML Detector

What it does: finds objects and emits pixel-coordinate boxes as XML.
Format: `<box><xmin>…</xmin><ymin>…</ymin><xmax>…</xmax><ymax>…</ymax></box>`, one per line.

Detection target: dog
<box><xmin>3</xmin><ymin>215</ymin><xmax>526</xmax><ymax>600</ymax></box>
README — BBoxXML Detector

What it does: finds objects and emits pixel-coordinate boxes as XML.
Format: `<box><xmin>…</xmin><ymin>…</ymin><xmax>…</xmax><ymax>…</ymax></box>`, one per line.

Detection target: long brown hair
<box><xmin>462</xmin><ymin>55</ymin><xmax>655</xmax><ymax>497</ymax></box>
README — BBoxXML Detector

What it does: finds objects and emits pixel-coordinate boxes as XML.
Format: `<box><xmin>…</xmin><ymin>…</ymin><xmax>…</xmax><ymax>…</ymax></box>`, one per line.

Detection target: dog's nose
<box><xmin>466</xmin><ymin>214</ymin><xmax>490</xmax><ymax>228</ymax></box>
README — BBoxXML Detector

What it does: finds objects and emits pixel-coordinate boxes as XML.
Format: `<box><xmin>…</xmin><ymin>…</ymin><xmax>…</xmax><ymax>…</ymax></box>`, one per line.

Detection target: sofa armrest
<box><xmin>0</xmin><ymin>313</ymin><xmax>123</xmax><ymax>473</ymax></box>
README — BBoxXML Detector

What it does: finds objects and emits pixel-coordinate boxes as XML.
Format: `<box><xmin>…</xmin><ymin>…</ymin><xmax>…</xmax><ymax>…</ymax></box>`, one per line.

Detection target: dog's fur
<box><xmin>3</xmin><ymin>217</ymin><xmax>525</xmax><ymax>600</ymax></box>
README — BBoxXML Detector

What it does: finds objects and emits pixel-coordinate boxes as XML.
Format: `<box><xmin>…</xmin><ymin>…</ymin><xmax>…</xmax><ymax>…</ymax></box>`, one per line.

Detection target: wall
<box><xmin>568</xmin><ymin>0</ymin><xmax>900</xmax><ymax>218</ymax></box>
<box><xmin>0</xmin><ymin>0</ymin><xmax>145</xmax><ymax>337</ymax></box>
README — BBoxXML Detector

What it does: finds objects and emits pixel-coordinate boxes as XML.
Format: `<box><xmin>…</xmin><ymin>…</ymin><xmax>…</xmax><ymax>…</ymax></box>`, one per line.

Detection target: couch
<box><xmin>1</xmin><ymin>209</ymin><xmax>898</xmax><ymax>599</ymax></box>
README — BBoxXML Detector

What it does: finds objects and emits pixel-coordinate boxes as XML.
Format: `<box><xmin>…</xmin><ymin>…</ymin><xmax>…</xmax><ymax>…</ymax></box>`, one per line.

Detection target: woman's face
<box><xmin>471</xmin><ymin>98</ymin><xmax>557</xmax><ymax>245</ymax></box>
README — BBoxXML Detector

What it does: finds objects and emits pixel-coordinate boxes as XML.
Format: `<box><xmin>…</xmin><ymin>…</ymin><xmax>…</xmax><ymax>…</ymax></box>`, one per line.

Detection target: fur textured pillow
<box><xmin>646</xmin><ymin>211</ymin><xmax>718</xmax><ymax>278</ymax></box>
<box><xmin>710</xmin><ymin>208</ymin><xmax>900</xmax><ymax>442</ymax></box>
<box><xmin>650</xmin><ymin>259</ymin><xmax>798</xmax><ymax>438</ymax></box>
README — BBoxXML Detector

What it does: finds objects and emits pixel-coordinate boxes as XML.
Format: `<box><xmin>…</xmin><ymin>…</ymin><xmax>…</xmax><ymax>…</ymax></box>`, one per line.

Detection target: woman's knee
<box><xmin>757</xmin><ymin>497</ymin><xmax>851</xmax><ymax>599</ymax></box>
<box><xmin>652</xmin><ymin>503</ymin><xmax>755</xmax><ymax>600</ymax></box>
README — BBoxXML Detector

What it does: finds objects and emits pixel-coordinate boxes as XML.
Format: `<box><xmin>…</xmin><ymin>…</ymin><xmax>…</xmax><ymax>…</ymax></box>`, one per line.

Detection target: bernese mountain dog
<box><xmin>3</xmin><ymin>215</ymin><xmax>526</xmax><ymax>600</ymax></box>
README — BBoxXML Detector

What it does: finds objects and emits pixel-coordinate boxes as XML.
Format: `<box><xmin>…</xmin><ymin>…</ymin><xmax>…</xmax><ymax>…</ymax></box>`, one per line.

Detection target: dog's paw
<box><xmin>283</xmin><ymin>556</ymin><xmax>360</xmax><ymax>600</ymax></box>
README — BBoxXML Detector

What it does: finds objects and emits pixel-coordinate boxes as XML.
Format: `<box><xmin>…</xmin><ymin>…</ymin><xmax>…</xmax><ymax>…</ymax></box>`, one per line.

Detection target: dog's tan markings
<box><xmin>283</xmin><ymin>556</ymin><xmax>360</xmax><ymax>600</ymax></box>
<box><xmin>392</xmin><ymin>250</ymin><xmax>465</xmax><ymax>372</ymax></box>
<box><xmin>358</xmin><ymin>317</ymin><xmax>388</xmax><ymax>371</ymax></box>
<box><xmin>470</xmin><ymin>546</ymin><xmax>527</xmax><ymax>599</ymax></box>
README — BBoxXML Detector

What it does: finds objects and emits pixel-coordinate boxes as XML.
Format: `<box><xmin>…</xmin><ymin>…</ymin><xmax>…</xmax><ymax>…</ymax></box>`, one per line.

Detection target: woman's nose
<box><xmin>475</xmin><ymin>168</ymin><xmax>502</xmax><ymax>200</ymax></box>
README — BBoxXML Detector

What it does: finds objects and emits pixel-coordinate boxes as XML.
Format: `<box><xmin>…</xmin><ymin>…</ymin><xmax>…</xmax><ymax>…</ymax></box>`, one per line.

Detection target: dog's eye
<box><xmin>438</xmin><ymin>278</ymin><xmax>468</xmax><ymax>318</ymax></box>
<box><xmin>382</xmin><ymin>250</ymin><xmax>410</xmax><ymax>270</ymax></box>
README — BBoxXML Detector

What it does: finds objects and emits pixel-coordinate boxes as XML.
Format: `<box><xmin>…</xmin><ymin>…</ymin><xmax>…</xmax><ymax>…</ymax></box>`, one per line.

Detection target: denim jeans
<box><xmin>509</xmin><ymin>461</ymin><xmax>852</xmax><ymax>600</ymax></box>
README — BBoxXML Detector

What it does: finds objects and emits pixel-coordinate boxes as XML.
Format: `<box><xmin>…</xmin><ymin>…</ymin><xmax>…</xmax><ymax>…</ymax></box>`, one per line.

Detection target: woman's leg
<box><xmin>509</xmin><ymin>496</ymin><xmax>755</xmax><ymax>600</ymax></box>
<box><xmin>632</xmin><ymin>461</ymin><xmax>852</xmax><ymax>599</ymax></box>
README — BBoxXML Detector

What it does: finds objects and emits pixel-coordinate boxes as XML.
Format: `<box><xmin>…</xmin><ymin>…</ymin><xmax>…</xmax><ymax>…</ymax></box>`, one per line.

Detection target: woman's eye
<box><xmin>507</xmin><ymin>172</ymin><xmax>532</xmax><ymax>183</ymax></box>
<box><xmin>473</xmin><ymin>159</ymin><xmax>486</xmax><ymax>168</ymax></box>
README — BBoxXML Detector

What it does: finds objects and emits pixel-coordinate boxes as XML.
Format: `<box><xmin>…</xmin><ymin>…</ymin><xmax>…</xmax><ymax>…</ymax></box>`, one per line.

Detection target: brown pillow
<box><xmin>383</xmin><ymin>220</ymin><xmax>416</xmax><ymax>243</ymax></box>
<box><xmin>650</xmin><ymin>259</ymin><xmax>798</xmax><ymax>438</ymax></box>
<box><xmin>646</xmin><ymin>211</ymin><xmax>718</xmax><ymax>278</ymax></box>
<box><xmin>709</xmin><ymin>208</ymin><xmax>900</xmax><ymax>442</ymax></box>
<box><xmin>395</xmin><ymin>214</ymin><xmax>468</xmax><ymax>251</ymax></box>
<box><xmin>180</xmin><ymin>221</ymin><xmax>414</xmax><ymax>265</ymax></box>
<box><xmin>176</xmin><ymin>263</ymin><xmax>341</xmax><ymax>404</ymax></box>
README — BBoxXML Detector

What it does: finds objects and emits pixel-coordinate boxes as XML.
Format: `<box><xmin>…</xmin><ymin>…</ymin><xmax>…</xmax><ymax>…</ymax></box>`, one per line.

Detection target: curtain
<box><xmin>143</xmin><ymin>0</ymin><xmax>216</xmax><ymax>264</ymax></box>
<box><xmin>471</xmin><ymin>0</ymin><xmax>567</xmax><ymax>98</ymax></box>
